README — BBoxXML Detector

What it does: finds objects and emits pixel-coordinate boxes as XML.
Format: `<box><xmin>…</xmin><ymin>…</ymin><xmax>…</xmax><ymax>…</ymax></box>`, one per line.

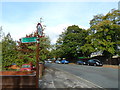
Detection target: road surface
<box><xmin>45</xmin><ymin>63</ymin><xmax>119</xmax><ymax>88</ymax></box>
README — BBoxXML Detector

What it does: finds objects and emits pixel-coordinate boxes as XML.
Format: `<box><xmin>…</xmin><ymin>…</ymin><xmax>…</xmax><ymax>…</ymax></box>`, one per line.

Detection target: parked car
<box><xmin>76</xmin><ymin>60</ymin><xmax>86</xmax><ymax>65</ymax></box>
<box><xmin>47</xmin><ymin>60</ymin><xmax>52</xmax><ymax>63</ymax></box>
<box><xmin>55</xmin><ymin>60</ymin><xmax>61</xmax><ymax>64</ymax></box>
<box><xmin>44</xmin><ymin>60</ymin><xmax>48</xmax><ymax>63</ymax></box>
<box><xmin>20</xmin><ymin>64</ymin><xmax>36</xmax><ymax>71</ymax></box>
<box><xmin>61</xmin><ymin>60</ymin><xmax>69</xmax><ymax>64</ymax></box>
<box><xmin>87</xmin><ymin>59</ymin><xmax>103</xmax><ymax>66</ymax></box>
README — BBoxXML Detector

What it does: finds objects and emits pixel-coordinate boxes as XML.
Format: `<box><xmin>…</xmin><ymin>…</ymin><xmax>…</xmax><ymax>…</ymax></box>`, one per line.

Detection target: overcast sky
<box><xmin>1</xmin><ymin>0</ymin><xmax>119</xmax><ymax>44</ymax></box>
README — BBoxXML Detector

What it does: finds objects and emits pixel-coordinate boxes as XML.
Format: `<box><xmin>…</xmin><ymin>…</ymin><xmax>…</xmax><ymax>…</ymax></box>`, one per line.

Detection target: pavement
<box><xmin>69</xmin><ymin>63</ymin><xmax>120</xmax><ymax>69</ymax></box>
<box><xmin>102</xmin><ymin>65</ymin><xmax>120</xmax><ymax>69</ymax></box>
<box><xmin>39</xmin><ymin>67</ymin><xmax>106</xmax><ymax>89</ymax></box>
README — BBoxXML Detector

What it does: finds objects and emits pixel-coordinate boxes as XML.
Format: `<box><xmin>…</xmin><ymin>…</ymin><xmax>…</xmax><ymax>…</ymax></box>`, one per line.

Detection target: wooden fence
<box><xmin>1</xmin><ymin>75</ymin><xmax>36</xmax><ymax>89</ymax></box>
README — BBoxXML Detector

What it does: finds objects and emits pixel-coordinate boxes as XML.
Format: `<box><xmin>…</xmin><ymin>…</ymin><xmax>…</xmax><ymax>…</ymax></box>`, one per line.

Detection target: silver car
<box><xmin>55</xmin><ymin>60</ymin><xmax>61</xmax><ymax>64</ymax></box>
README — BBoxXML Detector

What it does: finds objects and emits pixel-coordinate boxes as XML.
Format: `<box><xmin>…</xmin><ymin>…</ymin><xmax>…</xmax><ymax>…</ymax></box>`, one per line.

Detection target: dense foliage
<box><xmin>54</xmin><ymin>25</ymin><xmax>88</xmax><ymax>61</ymax></box>
<box><xmin>1</xmin><ymin>9</ymin><xmax>120</xmax><ymax>68</ymax></box>
<box><xmin>1</xmin><ymin>24</ymin><xmax>51</xmax><ymax>69</ymax></box>
<box><xmin>0</xmin><ymin>26</ymin><xmax>3</xmax><ymax>70</ymax></box>
<box><xmin>52</xmin><ymin>9</ymin><xmax>120</xmax><ymax>62</ymax></box>
<box><xmin>17</xmin><ymin>32</ymin><xmax>51</xmax><ymax>66</ymax></box>
<box><xmin>2</xmin><ymin>33</ymin><xmax>18</xmax><ymax>69</ymax></box>
<box><xmin>82</xmin><ymin>9</ymin><xmax>120</xmax><ymax>58</ymax></box>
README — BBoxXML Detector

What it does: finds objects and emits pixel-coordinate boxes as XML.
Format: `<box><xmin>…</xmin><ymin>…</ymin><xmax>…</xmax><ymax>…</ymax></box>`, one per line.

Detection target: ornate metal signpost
<box><xmin>20</xmin><ymin>22</ymin><xmax>43</xmax><ymax>88</ymax></box>
<box><xmin>36</xmin><ymin>22</ymin><xmax>43</xmax><ymax>88</ymax></box>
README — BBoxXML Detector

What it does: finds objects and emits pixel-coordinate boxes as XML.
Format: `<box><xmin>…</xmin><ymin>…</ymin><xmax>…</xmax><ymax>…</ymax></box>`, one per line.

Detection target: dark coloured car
<box><xmin>77</xmin><ymin>60</ymin><xmax>86</xmax><ymax>65</ymax></box>
<box><xmin>87</xmin><ymin>59</ymin><xmax>103</xmax><ymax>66</ymax></box>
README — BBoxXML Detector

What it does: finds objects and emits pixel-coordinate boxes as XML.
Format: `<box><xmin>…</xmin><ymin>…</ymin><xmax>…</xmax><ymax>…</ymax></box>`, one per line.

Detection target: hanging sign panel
<box><xmin>21</xmin><ymin>37</ymin><xmax>37</xmax><ymax>43</ymax></box>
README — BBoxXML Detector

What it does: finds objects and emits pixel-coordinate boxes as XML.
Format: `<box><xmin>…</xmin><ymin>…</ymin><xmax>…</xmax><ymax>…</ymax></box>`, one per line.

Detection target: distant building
<box><xmin>90</xmin><ymin>51</ymin><xmax>102</xmax><ymax>57</ymax></box>
<box><xmin>118</xmin><ymin>1</ymin><xmax>120</xmax><ymax>10</ymax></box>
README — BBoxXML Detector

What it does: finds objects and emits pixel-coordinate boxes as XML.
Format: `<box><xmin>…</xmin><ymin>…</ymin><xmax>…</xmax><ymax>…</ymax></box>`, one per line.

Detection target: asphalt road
<box><xmin>45</xmin><ymin>63</ymin><xmax>119</xmax><ymax>88</ymax></box>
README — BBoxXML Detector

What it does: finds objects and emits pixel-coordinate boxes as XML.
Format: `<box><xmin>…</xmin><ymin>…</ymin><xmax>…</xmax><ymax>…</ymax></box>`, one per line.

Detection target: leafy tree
<box><xmin>56</xmin><ymin>25</ymin><xmax>88</xmax><ymax>62</ymax></box>
<box><xmin>49</xmin><ymin>44</ymin><xmax>56</xmax><ymax>58</ymax></box>
<box><xmin>39</xmin><ymin>35</ymin><xmax>51</xmax><ymax>61</ymax></box>
<box><xmin>17</xmin><ymin>39</ymin><xmax>36</xmax><ymax>66</ymax></box>
<box><xmin>54</xmin><ymin>31</ymin><xmax>66</xmax><ymax>58</ymax></box>
<box><xmin>2</xmin><ymin>33</ymin><xmax>18</xmax><ymax>70</ymax></box>
<box><xmin>0</xmin><ymin>26</ymin><xmax>3</xmax><ymax>70</ymax></box>
<box><xmin>1</xmin><ymin>21</ymin><xmax>51</xmax><ymax>69</ymax></box>
<box><xmin>82</xmin><ymin>9</ymin><xmax>120</xmax><ymax>58</ymax></box>
<box><xmin>17</xmin><ymin>31</ymin><xmax>51</xmax><ymax>66</ymax></box>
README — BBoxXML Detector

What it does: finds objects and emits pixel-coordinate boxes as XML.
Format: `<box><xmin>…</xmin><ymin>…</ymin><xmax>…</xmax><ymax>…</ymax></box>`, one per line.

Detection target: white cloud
<box><xmin>2</xmin><ymin>21</ymin><xmax>89</xmax><ymax>44</ymax></box>
<box><xmin>44</xmin><ymin>24</ymin><xmax>69</xmax><ymax>44</ymax></box>
<box><xmin>2</xmin><ymin>22</ymin><xmax>37</xmax><ymax>41</ymax></box>
<box><xmin>44</xmin><ymin>24</ymin><xmax>89</xmax><ymax>44</ymax></box>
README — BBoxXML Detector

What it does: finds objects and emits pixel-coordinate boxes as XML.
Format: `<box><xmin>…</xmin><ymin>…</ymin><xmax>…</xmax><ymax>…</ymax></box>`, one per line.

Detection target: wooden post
<box><xmin>36</xmin><ymin>22</ymin><xmax>43</xmax><ymax>88</ymax></box>
<box><xmin>39</xmin><ymin>63</ymin><xmax>44</xmax><ymax>79</ymax></box>
<box><xmin>36</xmin><ymin>37</ymin><xmax>40</xmax><ymax>88</ymax></box>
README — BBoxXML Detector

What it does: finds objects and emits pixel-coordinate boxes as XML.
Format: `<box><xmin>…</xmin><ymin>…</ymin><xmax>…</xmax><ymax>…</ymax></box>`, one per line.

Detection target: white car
<box><xmin>47</xmin><ymin>60</ymin><xmax>52</xmax><ymax>63</ymax></box>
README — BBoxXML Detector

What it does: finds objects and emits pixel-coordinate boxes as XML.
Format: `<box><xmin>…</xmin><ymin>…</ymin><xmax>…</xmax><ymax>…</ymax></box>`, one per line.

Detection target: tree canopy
<box><xmin>1</xmin><ymin>9</ymin><xmax>120</xmax><ymax>68</ymax></box>
<box><xmin>2</xmin><ymin>33</ymin><xmax>18</xmax><ymax>69</ymax></box>
<box><xmin>17</xmin><ymin>32</ymin><xmax>51</xmax><ymax>66</ymax></box>
<box><xmin>1</xmin><ymin>24</ymin><xmax>51</xmax><ymax>69</ymax></box>
<box><xmin>53</xmin><ymin>9</ymin><xmax>120</xmax><ymax>62</ymax></box>
<box><xmin>82</xmin><ymin>9</ymin><xmax>120</xmax><ymax>58</ymax></box>
<box><xmin>55</xmin><ymin>25</ymin><xmax>88</xmax><ymax>61</ymax></box>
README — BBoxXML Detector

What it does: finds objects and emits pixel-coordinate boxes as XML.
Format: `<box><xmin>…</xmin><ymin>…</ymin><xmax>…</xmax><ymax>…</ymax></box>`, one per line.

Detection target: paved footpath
<box><xmin>39</xmin><ymin>67</ymin><xmax>106</xmax><ymax>90</ymax></box>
